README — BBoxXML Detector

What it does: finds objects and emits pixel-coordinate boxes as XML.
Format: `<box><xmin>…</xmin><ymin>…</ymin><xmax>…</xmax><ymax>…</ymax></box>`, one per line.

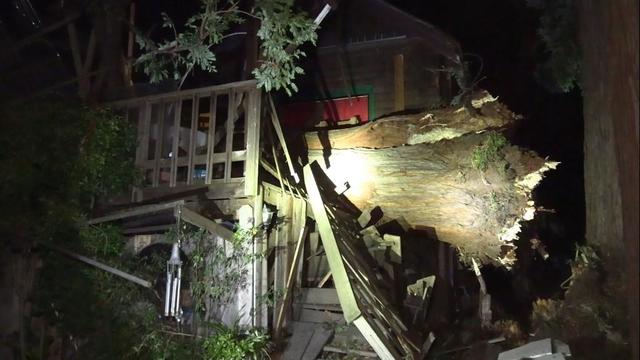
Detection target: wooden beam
<box><xmin>245</xmin><ymin>89</ymin><xmax>262</xmax><ymax>196</ymax></box>
<box><xmin>353</xmin><ymin>316</ymin><xmax>398</xmax><ymax>360</ymax></box>
<box><xmin>122</xmin><ymin>224</ymin><xmax>173</xmax><ymax>235</ymax></box>
<box><xmin>66</xmin><ymin>22</ymin><xmax>85</xmax><ymax>97</ymax></box>
<box><xmin>268</xmin><ymin>94</ymin><xmax>300</xmax><ymax>183</ymax></box>
<box><xmin>125</xmin><ymin>1</ymin><xmax>136</xmax><ymax>85</ymax></box>
<box><xmin>87</xmin><ymin>200</ymin><xmax>185</xmax><ymax>224</ymax></box>
<box><xmin>317</xmin><ymin>272</ymin><xmax>332</xmax><ymax>288</ymax></box>
<box><xmin>303</xmin><ymin>163</ymin><xmax>360</xmax><ymax>323</ymax></box>
<box><xmin>323</xmin><ymin>346</ymin><xmax>377</xmax><ymax>358</ymax></box>
<box><xmin>253</xmin><ymin>186</ymin><xmax>269</xmax><ymax>328</ymax></box>
<box><xmin>41</xmin><ymin>243</ymin><xmax>152</xmax><ymax>288</ymax></box>
<box><xmin>296</xmin><ymin>288</ymin><xmax>339</xmax><ymax>305</ymax></box>
<box><xmin>273</xmin><ymin>194</ymin><xmax>293</xmax><ymax>333</ymax></box>
<box><xmin>275</xmin><ymin>223</ymin><xmax>309</xmax><ymax>335</ymax></box>
<box><xmin>177</xmin><ymin>205</ymin><xmax>233</xmax><ymax>241</ymax></box>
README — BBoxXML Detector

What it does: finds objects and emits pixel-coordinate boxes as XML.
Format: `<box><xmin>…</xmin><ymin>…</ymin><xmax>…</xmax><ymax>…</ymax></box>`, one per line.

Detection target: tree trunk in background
<box><xmin>93</xmin><ymin>0</ymin><xmax>129</xmax><ymax>97</ymax></box>
<box><xmin>578</xmin><ymin>1</ymin><xmax>639</xmax><ymax>358</ymax></box>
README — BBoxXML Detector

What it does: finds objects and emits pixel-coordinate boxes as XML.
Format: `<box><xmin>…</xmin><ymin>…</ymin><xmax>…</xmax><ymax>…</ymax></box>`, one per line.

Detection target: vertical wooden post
<box><xmin>253</xmin><ymin>186</ymin><xmax>269</xmax><ymax>328</ymax></box>
<box><xmin>66</xmin><ymin>22</ymin><xmax>86</xmax><ymax>97</ymax></box>
<box><xmin>394</xmin><ymin>54</ymin><xmax>405</xmax><ymax>112</ymax></box>
<box><xmin>125</xmin><ymin>1</ymin><xmax>136</xmax><ymax>86</ymax></box>
<box><xmin>273</xmin><ymin>194</ymin><xmax>292</xmax><ymax>335</ymax></box>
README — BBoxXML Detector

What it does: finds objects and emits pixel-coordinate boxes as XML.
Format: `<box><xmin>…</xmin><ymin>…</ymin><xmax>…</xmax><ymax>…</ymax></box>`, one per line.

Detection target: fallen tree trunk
<box><xmin>303</xmin><ymin>92</ymin><xmax>557</xmax><ymax>266</ymax></box>
<box><xmin>305</xmin><ymin>91</ymin><xmax>521</xmax><ymax>150</ymax></box>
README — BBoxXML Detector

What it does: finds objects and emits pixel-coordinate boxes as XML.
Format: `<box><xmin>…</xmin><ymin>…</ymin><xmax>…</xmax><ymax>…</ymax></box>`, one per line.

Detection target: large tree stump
<box><xmin>303</xmin><ymin>92</ymin><xmax>557</xmax><ymax>266</ymax></box>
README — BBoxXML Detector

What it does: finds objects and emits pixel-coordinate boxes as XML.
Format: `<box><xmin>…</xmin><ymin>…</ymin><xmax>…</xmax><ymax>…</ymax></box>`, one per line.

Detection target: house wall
<box><xmin>281</xmin><ymin>37</ymin><xmax>446</xmax><ymax>128</ymax></box>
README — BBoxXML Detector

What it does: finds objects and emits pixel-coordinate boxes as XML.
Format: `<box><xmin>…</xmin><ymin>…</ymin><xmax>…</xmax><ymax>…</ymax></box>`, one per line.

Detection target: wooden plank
<box><xmin>322</xmin><ymin>346</ymin><xmax>377</xmax><ymax>358</ymax></box>
<box><xmin>268</xmin><ymin>94</ymin><xmax>300</xmax><ymax>183</ymax></box>
<box><xmin>302</xmin><ymin>326</ymin><xmax>334</xmax><ymax>360</ymax></box>
<box><xmin>275</xmin><ymin>223</ymin><xmax>310</xmax><ymax>335</ymax></box>
<box><xmin>88</xmin><ymin>200</ymin><xmax>185</xmax><ymax>224</ymax></box>
<box><xmin>125</xmin><ymin>1</ymin><xmax>135</xmax><ymax>85</ymax></box>
<box><xmin>41</xmin><ymin>243</ymin><xmax>152</xmax><ymax>288</ymax></box>
<box><xmin>304</xmin><ymin>163</ymin><xmax>360</xmax><ymax>323</ymax></box>
<box><xmin>393</xmin><ymin>54</ymin><xmax>405</xmax><ymax>112</ymax></box>
<box><xmin>298</xmin><ymin>308</ymin><xmax>344</xmax><ymax>325</ymax></box>
<box><xmin>122</xmin><ymin>224</ymin><xmax>173</xmax><ymax>235</ymax></box>
<box><xmin>296</xmin><ymin>288</ymin><xmax>339</xmax><ymax>305</ymax></box>
<box><xmin>177</xmin><ymin>205</ymin><xmax>233</xmax><ymax>241</ymax></box>
<box><xmin>273</xmin><ymin>194</ymin><xmax>293</xmax><ymax>330</ymax></box>
<box><xmin>66</xmin><ymin>22</ymin><xmax>85</xmax><ymax>96</ymax></box>
<box><xmin>353</xmin><ymin>316</ymin><xmax>399</xmax><ymax>360</ymax></box>
<box><xmin>244</xmin><ymin>89</ymin><xmax>261</xmax><ymax>196</ymax></box>
<box><xmin>204</xmin><ymin>93</ymin><xmax>216</xmax><ymax>185</ymax></box>
<box><xmin>283</xmin><ymin>321</ymin><xmax>316</xmax><ymax>360</ymax></box>
<box><xmin>171</xmin><ymin>99</ymin><xmax>181</xmax><ymax>187</ymax></box>
<box><xmin>253</xmin><ymin>186</ymin><xmax>269</xmax><ymax>328</ymax></box>
<box><xmin>109</xmin><ymin>80</ymin><xmax>258</xmax><ymax>107</ymax></box>
<box><xmin>317</xmin><ymin>272</ymin><xmax>332</xmax><ymax>288</ymax></box>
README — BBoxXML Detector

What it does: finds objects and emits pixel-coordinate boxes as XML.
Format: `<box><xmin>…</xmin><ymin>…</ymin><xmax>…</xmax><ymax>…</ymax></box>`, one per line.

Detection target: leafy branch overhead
<box><xmin>135</xmin><ymin>0</ymin><xmax>318</xmax><ymax>94</ymax></box>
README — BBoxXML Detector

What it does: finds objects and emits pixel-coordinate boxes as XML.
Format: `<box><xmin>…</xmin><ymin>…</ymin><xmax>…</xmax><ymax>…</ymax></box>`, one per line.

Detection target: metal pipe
<box><xmin>171</xmin><ymin>270</ymin><xmax>179</xmax><ymax>316</ymax></box>
<box><xmin>164</xmin><ymin>266</ymin><xmax>172</xmax><ymax>316</ymax></box>
<box><xmin>174</xmin><ymin>266</ymin><xmax>182</xmax><ymax>317</ymax></box>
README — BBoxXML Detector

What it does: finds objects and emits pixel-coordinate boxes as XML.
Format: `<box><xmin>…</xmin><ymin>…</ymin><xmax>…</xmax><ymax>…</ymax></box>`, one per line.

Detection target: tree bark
<box><xmin>305</xmin><ymin>91</ymin><xmax>520</xmax><ymax>150</ymax></box>
<box><xmin>578</xmin><ymin>0</ymin><xmax>639</xmax><ymax>357</ymax></box>
<box><xmin>304</xmin><ymin>92</ymin><xmax>556</xmax><ymax>266</ymax></box>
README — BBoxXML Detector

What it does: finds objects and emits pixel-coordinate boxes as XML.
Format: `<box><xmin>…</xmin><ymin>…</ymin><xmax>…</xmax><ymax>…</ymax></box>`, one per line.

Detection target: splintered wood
<box><xmin>304</xmin><ymin>91</ymin><xmax>559</xmax><ymax>266</ymax></box>
<box><xmin>304</xmin><ymin>162</ymin><xmax>425</xmax><ymax>359</ymax></box>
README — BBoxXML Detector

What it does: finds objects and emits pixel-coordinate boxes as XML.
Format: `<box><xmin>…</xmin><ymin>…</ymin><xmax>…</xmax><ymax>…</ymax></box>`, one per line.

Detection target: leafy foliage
<box><xmin>526</xmin><ymin>0</ymin><xmax>581</xmax><ymax>92</ymax></box>
<box><xmin>202</xmin><ymin>325</ymin><xmax>270</xmax><ymax>360</ymax></box>
<box><xmin>188</xmin><ymin>223</ymin><xmax>263</xmax><ymax>313</ymax></box>
<box><xmin>471</xmin><ymin>132</ymin><xmax>509</xmax><ymax>172</ymax></box>
<box><xmin>0</xmin><ymin>99</ymin><xmax>140</xmax><ymax>242</ymax></box>
<box><xmin>136</xmin><ymin>0</ymin><xmax>317</xmax><ymax>94</ymax></box>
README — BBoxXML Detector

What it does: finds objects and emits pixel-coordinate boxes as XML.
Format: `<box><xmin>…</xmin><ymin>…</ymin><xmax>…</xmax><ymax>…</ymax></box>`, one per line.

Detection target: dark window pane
<box><xmin>176</xmin><ymin>166</ymin><xmax>188</xmax><ymax>184</ymax></box>
<box><xmin>178</xmin><ymin>99</ymin><xmax>192</xmax><ymax>158</ymax></box>
<box><xmin>211</xmin><ymin>162</ymin><xmax>225</xmax><ymax>180</ymax></box>
<box><xmin>127</xmin><ymin>107</ymin><xmax>139</xmax><ymax>138</ymax></box>
<box><xmin>148</xmin><ymin>103</ymin><xmax>161</xmax><ymax>160</ymax></box>
<box><xmin>192</xmin><ymin>164</ymin><xmax>207</xmax><ymax>184</ymax></box>
<box><xmin>195</xmin><ymin>96</ymin><xmax>210</xmax><ymax>156</ymax></box>
<box><xmin>159</xmin><ymin>167</ymin><xmax>171</xmax><ymax>186</ymax></box>
<box><xmin>231</xmin><ymin>161</ymin><xmax>244</xmax><ymax>178</ymax></box>
<box><xmin>213</xmin><ymin>94</ymin><xmax>228</xmax><ymax>153</ymax></box>
<box><xmin>144</xmin><ymin>169</ymin><xmax>154</xmax><ymax>186</ymax></box>
<box><xmin>161</xmin><ymin>102</ymin><xmax>176</xmax><ymax>159</ymax></box>
<box><xmin>232</xmin><ymin>94</ymin><xmax>246</xmax><ymax>151</ymax></box>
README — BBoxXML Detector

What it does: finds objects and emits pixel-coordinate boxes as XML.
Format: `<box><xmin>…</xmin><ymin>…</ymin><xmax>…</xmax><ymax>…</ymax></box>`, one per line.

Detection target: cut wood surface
<box><xmin>302</xmin><ymin>92</ymin><xmax>558</xmax><ymax>265</ymax></box>
<box><xmin>305</xmin><ymin>90</ymin><xmax>520</xmax><ymax>150</ymax></box>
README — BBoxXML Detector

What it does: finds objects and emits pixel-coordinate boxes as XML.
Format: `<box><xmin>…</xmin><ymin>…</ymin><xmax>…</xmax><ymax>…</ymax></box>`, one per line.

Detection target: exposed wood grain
<box><xmin>308</xmin><ymin>132</ymin><xmax>557</xmax><ymax>264</ymax></box>
<box><xmin>305</xmin><ymin>91</ymin><xmax>519</xmax><ymax>150</ymax></box>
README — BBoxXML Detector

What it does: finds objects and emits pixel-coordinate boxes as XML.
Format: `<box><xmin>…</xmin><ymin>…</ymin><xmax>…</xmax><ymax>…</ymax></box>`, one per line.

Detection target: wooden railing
<box><xmin>112</xmin><ymin>80</ymin><xmax>262</xmax><ymax>199</ymax></box>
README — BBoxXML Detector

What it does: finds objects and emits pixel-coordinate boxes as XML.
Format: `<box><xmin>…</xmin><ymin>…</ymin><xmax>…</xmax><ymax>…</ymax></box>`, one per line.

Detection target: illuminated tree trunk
<box><xmin>304</xmin><ymin>92</ymin><xmax>557</xmax><ymax>266</ymax></box>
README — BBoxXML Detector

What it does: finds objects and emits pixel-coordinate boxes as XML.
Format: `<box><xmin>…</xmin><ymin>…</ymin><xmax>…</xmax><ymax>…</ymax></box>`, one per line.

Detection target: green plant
<box><xmin>136</xmin><ymin>0</ymin><xmax>318</xmax><ymax>94</ymax></box>
<box><xmin>525</xmin><ymin>0</ymin><xmax>581</xmax><ymax>92</ymax></box>
<box><xmin>487</xmin><ymin>191</ymin><xmax>501</xmax><ymax>213</ymax></box>
<box><xmin>190</xmin><ymin>224</ymin><xmax>263</xmax><ymax>314</ymax></box>
<box><xmin>202</xmin><ymin>325</ymin><xmax>270</xmax><ymax>360</ymax></box>
<box><xmin>471</xmin><ymin>132</ymin><xmax>509</xmax><ymax>172</ymax></box>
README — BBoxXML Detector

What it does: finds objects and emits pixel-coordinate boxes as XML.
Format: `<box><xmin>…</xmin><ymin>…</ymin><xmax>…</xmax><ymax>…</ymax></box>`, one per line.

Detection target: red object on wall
<box><xmin>279</xmin><ymin>95</ymin><xmax>369</xmax><ymax>128</ymax></box>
